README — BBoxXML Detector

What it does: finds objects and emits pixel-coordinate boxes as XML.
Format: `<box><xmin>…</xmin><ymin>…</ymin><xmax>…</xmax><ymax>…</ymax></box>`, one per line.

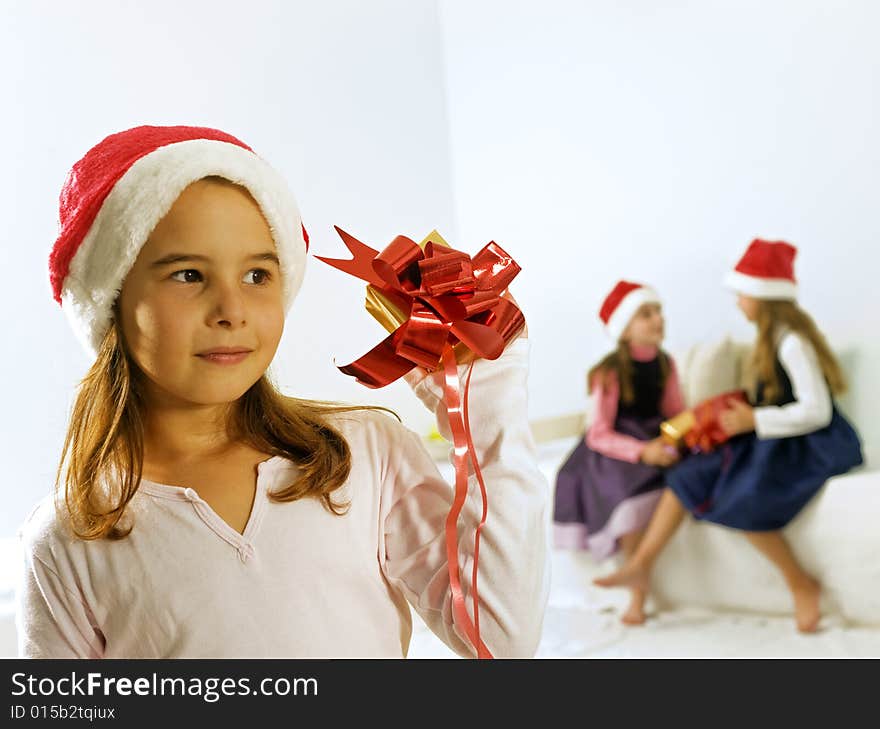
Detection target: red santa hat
<box><xmin>723</xmin><ymin>238</ymin><xmax>798</xmax><ymax>300</ymax></box>
<box><xmin>48</xmin><ymin>125</ymin><xmax>308</xmax><ymax>358</ymax></box>
<box><xmin>599</xmin><ymin>280</ymin><xmax>661</xmax><ymax>340</ymax></box>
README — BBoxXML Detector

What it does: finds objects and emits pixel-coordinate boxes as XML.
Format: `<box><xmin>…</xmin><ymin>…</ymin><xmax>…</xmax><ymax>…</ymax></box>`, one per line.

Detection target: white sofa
<box><xmin>626</xmin><ymin>337</ymin><xmax>879</xmax><ymax>626</ymax></box>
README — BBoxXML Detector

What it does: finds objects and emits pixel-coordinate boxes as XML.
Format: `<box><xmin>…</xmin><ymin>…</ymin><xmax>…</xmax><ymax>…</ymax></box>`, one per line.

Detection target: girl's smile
<box><xmin>196</xmin><ymin>351</ymin><xmax>253</xmax><ymax>365</ymax></box>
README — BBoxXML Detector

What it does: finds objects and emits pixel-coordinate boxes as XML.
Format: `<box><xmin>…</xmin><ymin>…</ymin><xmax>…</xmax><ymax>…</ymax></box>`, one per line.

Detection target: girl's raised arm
<box><xmin>378</xmin><ymin>337</ymin><xmax>550</xmax><ymax>658</ymax></box>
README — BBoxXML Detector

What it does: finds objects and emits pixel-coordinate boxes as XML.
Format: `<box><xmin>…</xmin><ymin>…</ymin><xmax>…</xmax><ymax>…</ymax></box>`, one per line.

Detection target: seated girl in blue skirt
<box><xmin>595</xmin><ymin>239</ymin><xmax>863</xmax><ymax>633</ymax></box>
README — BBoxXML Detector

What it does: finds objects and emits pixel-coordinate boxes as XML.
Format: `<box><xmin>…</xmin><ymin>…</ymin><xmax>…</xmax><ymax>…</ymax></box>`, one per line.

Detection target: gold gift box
<box><xmin>364</xmin><ymin>230</ymin><xmax>471</xmax><ymax>362</ymax></box>
<box><xmin>660</xmin><ymin>410</ymin><xmax>696</xmax><ymax>447</ymax></box>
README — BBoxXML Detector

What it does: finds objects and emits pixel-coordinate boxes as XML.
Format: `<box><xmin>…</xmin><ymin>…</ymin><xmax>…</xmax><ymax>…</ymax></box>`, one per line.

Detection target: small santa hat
<box><xmin>48</xmin><ymin>125</ymin><xmax>308</xmax><ymax>359</ymax></box>
<box><xmin>599</xmin><ymin>280</ymin><xmax>661</xmax><ymax>340</ymax></box>
<box><xmin>724</xmin><ymin>238</ymin><xmax>798</xmax><ymax>300</ymax></box>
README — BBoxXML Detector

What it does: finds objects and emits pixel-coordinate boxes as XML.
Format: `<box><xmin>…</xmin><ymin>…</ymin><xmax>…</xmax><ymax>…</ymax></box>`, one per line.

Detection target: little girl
<box><xmin>16</xmin><ymin>125</ymin><xmax>549</xmax><ymax>658</ymax></box>
<box><xmin>595</xmin><ymin>239</ymin><xmax>863</xmax><ymax>633</ymax></box>
<box><xmin>553</xmin><ymin>281</ymin><xmax>685</xmax><ymax>625</ymax></box>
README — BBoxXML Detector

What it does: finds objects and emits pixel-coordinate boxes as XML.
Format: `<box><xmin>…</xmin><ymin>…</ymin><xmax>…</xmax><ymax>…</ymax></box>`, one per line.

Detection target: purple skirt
<box><xmin>553</xmin><ymin>414</ymin><xmax>665</xmax><ymax>560</ymax></box>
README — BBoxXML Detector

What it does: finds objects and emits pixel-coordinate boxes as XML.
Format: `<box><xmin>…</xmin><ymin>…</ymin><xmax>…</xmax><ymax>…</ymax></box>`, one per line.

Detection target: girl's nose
<box><xmin>209</xmin><ymin>280</ymin><xmax>246</xmax><ymax>328</ymax></box>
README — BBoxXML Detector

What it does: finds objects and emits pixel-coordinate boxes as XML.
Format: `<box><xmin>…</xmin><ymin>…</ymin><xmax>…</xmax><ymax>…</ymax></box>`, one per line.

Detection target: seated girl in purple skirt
<box><xmin>554</xmin><ymin>281</ymin><xmax>685</xmax><ymax>624</ymax></box>
<box><xmin>594</xmin><ymin>240</ymin><xmax>863</xmax><ymax>633</ymax></box>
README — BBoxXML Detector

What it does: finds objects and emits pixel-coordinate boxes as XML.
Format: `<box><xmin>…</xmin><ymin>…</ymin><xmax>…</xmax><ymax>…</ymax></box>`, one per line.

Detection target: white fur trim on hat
<box><xmin>60</xmin><ymin>138</ymin><xmax>306</xmax><ymax>358</ymax></box>
<box><xmin>724</xmin><ymin>270</ymin><xmax>797</xmax><ymax>301</ymax></box>
<box><xmin>606</xmin><ymin>286</ymin><xmax>661</xmax><ymax>340</ymax></box>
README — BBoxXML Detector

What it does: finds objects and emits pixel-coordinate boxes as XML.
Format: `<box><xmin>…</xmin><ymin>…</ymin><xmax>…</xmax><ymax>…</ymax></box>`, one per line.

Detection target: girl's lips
<box><xmin>196</xmin><ymin>351</ymin><xmax>251</xmax><ymax>365</ymax></box>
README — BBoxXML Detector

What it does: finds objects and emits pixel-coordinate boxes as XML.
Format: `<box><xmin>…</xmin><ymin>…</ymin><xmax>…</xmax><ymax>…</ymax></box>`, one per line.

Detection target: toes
<box><xmin>622</xmin><ymin>610</ymin><xmax>646</xmax><ymax>626</ymax></box>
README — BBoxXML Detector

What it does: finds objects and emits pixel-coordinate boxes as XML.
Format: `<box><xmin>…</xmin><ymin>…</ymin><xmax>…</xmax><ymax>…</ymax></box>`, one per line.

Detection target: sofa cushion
<box><xmin>674</xmin><ymin>336</ymin><xmax>751</xmax><ymax>408</ymax></box>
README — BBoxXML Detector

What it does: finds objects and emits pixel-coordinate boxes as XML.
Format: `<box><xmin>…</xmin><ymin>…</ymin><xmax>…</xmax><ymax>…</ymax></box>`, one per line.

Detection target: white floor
<box><xmin>408</xmin><ymin>548</ymin><xmax>880</xmax><ymax>658</ymax></box>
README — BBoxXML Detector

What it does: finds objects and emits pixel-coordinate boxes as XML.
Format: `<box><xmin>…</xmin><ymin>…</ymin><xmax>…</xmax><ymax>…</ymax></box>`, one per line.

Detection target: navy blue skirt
<box><xmin>667</xmin><ymin>406</ymin><xmax>863</xmax><ymax>531</ymax></box>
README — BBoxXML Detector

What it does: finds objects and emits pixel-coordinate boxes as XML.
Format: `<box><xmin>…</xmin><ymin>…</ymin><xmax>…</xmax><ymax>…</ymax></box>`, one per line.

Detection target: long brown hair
<box><xmin>587</xmin><ymin>340</ymin><xmax>670</xmax><ymax>405</ymax></box>
<box><xmin>55</xmin><ymin>315</ymin><xmax>391</xmax><ymax>541</ymax></box>
<box><xmin>751</xmin><ymin>300</ymin><xmax>846</xmax><ymax>404</ymax></box>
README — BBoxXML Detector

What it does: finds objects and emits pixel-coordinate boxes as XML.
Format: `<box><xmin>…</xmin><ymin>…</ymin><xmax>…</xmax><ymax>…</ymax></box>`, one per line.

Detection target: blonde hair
<box><xmin>55</xmin><ymin>316</ymin><xmax>390</xmax><ymax>541</ymax></box>
<box><xmin>751</xmin><ymin>300</ymin><xmax>847</xmax><ymax>404</ymax></box>
<box><xmin>587</xmin><ymin>341</ymin><xmax>670</xmax><ymax>405</ymax></box>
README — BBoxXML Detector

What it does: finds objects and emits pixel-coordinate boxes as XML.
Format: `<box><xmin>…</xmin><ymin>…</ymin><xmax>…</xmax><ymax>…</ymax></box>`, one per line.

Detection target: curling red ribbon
<box><xmin>316</xmin><ymin>227</ymin><xmax>525</xmax><ymax>658</ymax></box>
<box><xmin>442</xmin><ymin>348</ymin><xmax>492</xmax><ymax>658</ymax></box>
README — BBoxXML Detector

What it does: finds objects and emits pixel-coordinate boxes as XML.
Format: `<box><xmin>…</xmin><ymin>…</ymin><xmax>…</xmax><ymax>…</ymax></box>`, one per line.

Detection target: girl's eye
<box><xmin>170</xmin><ymin>269</ymin><xmax>202</xmax><ymax>283</ymax></box>
<box><xmin>245</xmin><ymin>268</ymin><xmax>272</xmax><ymax>285</ymax></box>
<box><xmin>169</xmin><ymin>269</ymin><xmax>272</xmax><ymax>285</ymax></box>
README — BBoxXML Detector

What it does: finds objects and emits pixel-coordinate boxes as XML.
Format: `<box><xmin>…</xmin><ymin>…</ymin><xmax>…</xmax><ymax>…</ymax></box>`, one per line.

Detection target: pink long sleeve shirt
<box><xmin>16</xmin><ymin>338</ymin><xmax>550</xmax><ymax>659</ymax></box>
<box><xmin>585</xmin><ymin>345</ymin><xmax>686</xmax><ymax>463</ymax></box>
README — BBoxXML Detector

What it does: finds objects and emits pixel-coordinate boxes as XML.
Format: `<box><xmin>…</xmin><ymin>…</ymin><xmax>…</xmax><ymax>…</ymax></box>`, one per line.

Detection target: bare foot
<box><xmin>792</xmin><ymin>578</ymin><xmax>821</xmax><ymax>633</ymax></box>
<box><xmin>621</xmin><ymin>597</ymin><xmax>647</xmax><ymax>626</ymax></box>
<box><xmin>593</xmin><ymin>560</ymin><xmax>651</xmax><ymax>592</ymax></box>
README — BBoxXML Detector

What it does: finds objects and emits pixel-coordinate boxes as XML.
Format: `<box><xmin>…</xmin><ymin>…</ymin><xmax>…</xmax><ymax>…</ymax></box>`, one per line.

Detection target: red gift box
<box><xmin>684</xmin><ymin>389</ymin><xmax>750</xmax><ymax>453</ymax></box>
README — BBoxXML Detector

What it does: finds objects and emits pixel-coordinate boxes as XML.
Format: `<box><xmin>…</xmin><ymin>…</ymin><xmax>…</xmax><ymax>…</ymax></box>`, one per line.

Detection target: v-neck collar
<box><xmin>138</xmin><ymin>455</ymin><xmax>288</xmax><ymax>563</ymax></box>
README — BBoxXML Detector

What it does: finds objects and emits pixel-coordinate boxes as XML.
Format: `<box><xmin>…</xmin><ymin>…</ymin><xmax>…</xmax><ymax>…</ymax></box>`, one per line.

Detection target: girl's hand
<box><xmin>719</xmin><ymin>398</ymin><xmax>756</xmax><ymax>436</ymax></box>
<box><xmin>640</xmin><ymin>437</ymin><xmax>681</xmax><ymax>467</ymax></box>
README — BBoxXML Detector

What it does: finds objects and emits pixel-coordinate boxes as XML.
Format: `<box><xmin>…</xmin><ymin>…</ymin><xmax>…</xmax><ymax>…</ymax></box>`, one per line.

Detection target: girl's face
<box><xmin>623</xmin><ymin>303</ymin><xmax>665</xmax><ymax>346</ymax></box>
<box><xmin>737</xmin><ymin>294</ymin><xmax>760</xmax><ymax>322</ymax></box>
<box><xmin>117</xmin><ymin>178</ymin><xmax>285</xmax><ymax>410</ymax></box>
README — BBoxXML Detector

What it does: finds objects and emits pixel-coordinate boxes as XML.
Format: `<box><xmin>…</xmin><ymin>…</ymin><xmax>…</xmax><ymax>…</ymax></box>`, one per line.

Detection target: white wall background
<box><xmin>2</xmin><ymin>0</ymin><xmax>878</xmax><ymax>537</ymax></box>
<box><xmin>0</xmin><ymin>0</ymin><xmax>455</xmax><ymax>536</ymax></box>
<box><xmin>438</xmin><ymin>0</ymin><xmax>880</xmax><ymax>460</ymax></box>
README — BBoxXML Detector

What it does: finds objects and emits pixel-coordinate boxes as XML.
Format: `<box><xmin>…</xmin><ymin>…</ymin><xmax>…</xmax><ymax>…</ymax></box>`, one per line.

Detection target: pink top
<box><xmin>585</xmin><ymin>344</ymin><xmax>685</xmax><ymax>463</ymax></box>
<box><xmin>16</xmin><ymin>338</ymin><xmax>549</xmax><ymax>658</ymax></box>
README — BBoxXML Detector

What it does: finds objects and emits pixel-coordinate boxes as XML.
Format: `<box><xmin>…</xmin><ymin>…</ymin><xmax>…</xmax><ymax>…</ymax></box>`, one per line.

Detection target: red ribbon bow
<box><xmin>316</xmin><ymin>228</ymin><xmax>526</xmax><ymax>659</ymax></box>
<box><xmin>316</xmin><ymin>227</ymin><xmax>524</xmax><ymax>387</ymax></box>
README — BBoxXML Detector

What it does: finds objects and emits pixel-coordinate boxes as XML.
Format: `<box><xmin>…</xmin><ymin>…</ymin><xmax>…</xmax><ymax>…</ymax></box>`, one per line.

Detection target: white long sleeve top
<box><xmin>753</xmin><ymin>330</ymin><xmax>834</xmax><ymax>439</ymax></box>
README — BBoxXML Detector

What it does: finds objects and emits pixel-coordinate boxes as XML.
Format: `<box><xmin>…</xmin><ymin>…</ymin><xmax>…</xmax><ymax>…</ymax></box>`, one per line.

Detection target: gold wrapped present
<box><xmin>660</xmin><ymin>410</ymin><xmax>696</xmax><ymax>448</ymax></box>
